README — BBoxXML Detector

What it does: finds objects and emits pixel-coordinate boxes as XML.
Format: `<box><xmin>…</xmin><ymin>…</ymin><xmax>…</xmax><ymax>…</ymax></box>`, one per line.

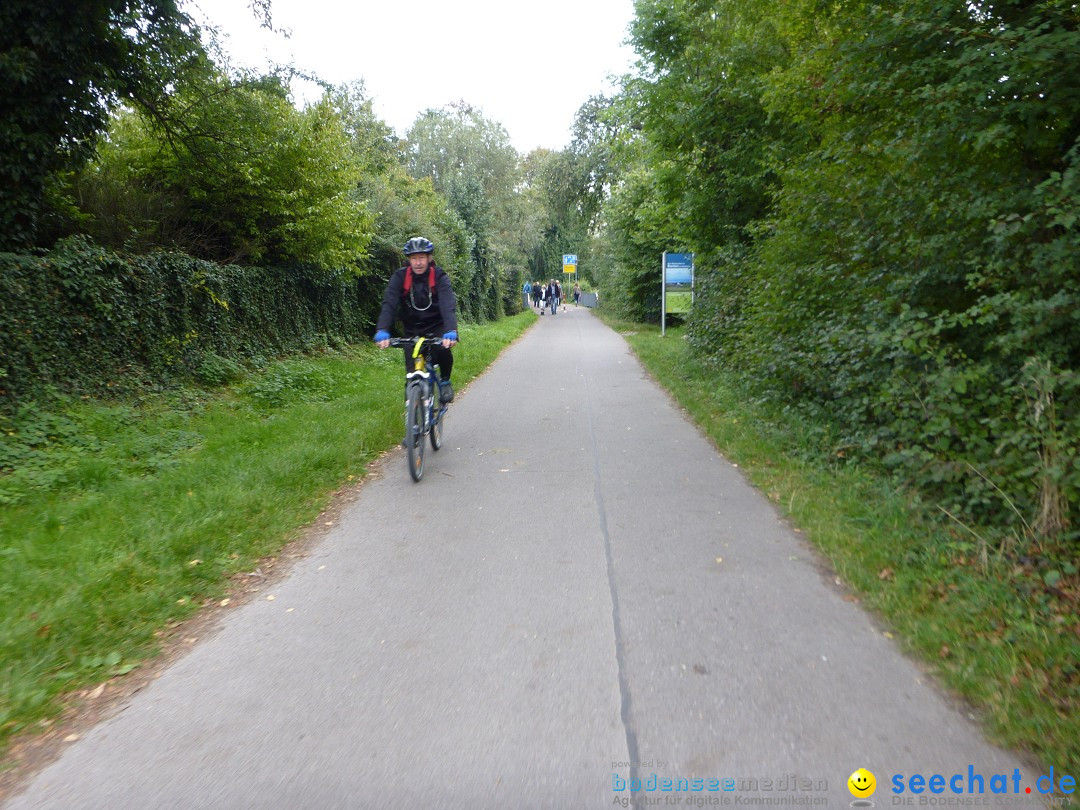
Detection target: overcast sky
<box><xmin>186</xmin><ymin>0</ymin><xmax>639</xmax><ymax>154</ymax></box>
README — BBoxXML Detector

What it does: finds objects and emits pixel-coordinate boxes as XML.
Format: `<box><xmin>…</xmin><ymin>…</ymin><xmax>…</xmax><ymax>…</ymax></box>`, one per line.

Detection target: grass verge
<box><xmin>603</xmin><ymin>316</ymin><xmax>1078</xmax><ymax>773</ymax></box>
<box><xmin>0</xmin><ymin>313</ymin><xmax>534</xmax><ymax>758</ymax></box>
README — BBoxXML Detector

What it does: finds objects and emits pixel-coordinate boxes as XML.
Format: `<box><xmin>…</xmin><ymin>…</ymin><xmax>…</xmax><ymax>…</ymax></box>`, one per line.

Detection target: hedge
<box><xmin>0</xmin><ymin>236</ymin><xmax>384</xmax><ymax>404</ymax></box>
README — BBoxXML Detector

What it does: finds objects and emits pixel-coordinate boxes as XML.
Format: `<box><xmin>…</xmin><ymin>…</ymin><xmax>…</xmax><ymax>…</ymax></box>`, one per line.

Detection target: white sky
<box><xmin>185</xmin><ymin>0</ymin><xmax>639</xmax><ymax>154</ymax></box>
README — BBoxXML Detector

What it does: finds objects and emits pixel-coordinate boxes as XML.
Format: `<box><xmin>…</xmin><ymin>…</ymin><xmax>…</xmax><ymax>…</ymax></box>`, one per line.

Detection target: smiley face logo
<box><xmin>848</xmin><ymin>768</ymin><xmax>877</xmax><ymax>798</ymax></box>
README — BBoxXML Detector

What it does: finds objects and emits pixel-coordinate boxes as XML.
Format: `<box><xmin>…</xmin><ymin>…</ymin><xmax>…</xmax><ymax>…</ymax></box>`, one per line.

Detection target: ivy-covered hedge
<box><xmin>0</xmin><ymin>236</ymin><xmax>383</xmax><ymax>404</ymax></box>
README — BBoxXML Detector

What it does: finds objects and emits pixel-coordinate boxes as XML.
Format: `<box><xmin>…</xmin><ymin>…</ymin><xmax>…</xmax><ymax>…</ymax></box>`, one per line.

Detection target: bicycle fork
<box><xmin>406</xmin><ymin>378</ymin><xmax>432</xmax><ymax>434</ymax></box>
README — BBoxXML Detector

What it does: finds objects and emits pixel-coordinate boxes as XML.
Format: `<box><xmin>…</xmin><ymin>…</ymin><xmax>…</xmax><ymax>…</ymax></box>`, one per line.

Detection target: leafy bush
<box><xmin>193</xmin><ymin>353</ymin><xmax>244</xmax><ymax>387</ymax></box>
<box><xmin>242</xmin><ymin>359</ymin><xmax>332</xmax><ymax>408</ymax></box>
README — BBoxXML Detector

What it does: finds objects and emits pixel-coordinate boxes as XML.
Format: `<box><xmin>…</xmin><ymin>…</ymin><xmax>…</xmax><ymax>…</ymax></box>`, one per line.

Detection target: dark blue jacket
<box><xmin>376</xmin><ymin>264</ymin><xmax>458</xmax><ymax>337</ymax></box>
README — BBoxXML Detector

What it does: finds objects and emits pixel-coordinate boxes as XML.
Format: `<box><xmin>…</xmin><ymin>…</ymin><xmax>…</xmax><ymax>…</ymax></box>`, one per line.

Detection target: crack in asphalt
<box><xmin>579</xmin><ymin>316</ymin><xmax>640</xmax><ymax>799</ymax></box>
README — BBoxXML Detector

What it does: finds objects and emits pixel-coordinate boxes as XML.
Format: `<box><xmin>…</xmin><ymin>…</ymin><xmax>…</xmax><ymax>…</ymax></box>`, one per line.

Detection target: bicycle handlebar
<box><xmin>388</xmin><ymin>336</ymin><xmax>432</xmax><ymax>349</ymax></box>
<box><xmin>387</xmin><ymin>336</ymin><xmax>458</xmax><ymax>350</ymax></box>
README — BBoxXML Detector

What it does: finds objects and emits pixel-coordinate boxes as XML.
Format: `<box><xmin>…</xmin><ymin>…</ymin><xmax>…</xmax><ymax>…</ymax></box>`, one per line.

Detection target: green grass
<box><xmin>604</xmin><ymin>317</ymin><xmax>1078</xmax><ymax>773</ymax></box>
<box><xmin>0</xmin><ymin>313</ymin><xmax>534</xmax><ymax>754</ymax></box>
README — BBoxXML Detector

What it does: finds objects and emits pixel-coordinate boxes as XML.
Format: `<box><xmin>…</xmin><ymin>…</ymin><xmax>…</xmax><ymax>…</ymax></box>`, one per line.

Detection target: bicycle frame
<box><xmin>388</xmin><ymin>336</ymin><xmax>447</xmax><ymax>481</ymax></box>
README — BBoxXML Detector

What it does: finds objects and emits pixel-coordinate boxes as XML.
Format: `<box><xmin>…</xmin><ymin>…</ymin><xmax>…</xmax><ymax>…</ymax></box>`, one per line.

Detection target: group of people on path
<box><xmin>524</xmin><ymin>279</ymin><xmax>582</xmax><ymax>315</ymax></box>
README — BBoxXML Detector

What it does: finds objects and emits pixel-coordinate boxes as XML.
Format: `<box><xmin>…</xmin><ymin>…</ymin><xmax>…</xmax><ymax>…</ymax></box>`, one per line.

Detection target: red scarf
<box><xmin>402</xmin><ymin>265</ymin><xmax>436</xmax><ymax>294</ymax></box>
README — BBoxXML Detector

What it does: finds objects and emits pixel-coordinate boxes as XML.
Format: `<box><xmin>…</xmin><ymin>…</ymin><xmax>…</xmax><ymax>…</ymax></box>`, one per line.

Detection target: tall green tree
<box><xmin>405</xmin><ymin>103</ymin><xmax>522</xmax><ymax>320</ymax></box>
<box><xmin>521</xmin><ymin>96</ymin><xmax>628</xmax><ymax>306</ymax></box>
<box><xmin>0</xmin><ymin>0</ymin><xmax>207</xmax><ymax>249</ymax></box>
<box><xmin>73</xmin><ymin>73</ymin><xmax>374</xmax><ymax>271</ymax></box>
<box><xmin>590</xmin><ymin>0</ymin><xmax>795</xmax><ymax>323</ymax></box>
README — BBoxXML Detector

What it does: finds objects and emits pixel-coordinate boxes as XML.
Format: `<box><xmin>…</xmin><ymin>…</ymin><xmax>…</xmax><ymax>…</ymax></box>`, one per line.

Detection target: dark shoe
<box><xmin>439</xmin><ymin>379</ymin><xmax>454</xmax><ymax>403</ymax></box>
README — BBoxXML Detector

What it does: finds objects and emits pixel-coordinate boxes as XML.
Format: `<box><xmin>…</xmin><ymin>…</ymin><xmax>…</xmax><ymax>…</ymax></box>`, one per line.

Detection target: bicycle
<box><xmin>388</xmin><ymin>336</ymin><xmax>447</xmax><ymax>482</ymax></box>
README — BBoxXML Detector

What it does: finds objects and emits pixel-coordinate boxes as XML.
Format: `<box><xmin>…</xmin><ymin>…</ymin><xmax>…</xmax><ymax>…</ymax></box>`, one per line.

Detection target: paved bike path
<box><xmin>6</xmin><ymin>309</ymin><xmax>1031</xmax><ymax>808</ymax></box>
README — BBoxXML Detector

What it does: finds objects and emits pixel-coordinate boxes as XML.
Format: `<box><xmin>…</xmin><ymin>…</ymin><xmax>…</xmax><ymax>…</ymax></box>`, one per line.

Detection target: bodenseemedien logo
<box><xmin>611</xmin><ymin>772</ymin><xmax>830</xmax><ymax>803</ymax></box>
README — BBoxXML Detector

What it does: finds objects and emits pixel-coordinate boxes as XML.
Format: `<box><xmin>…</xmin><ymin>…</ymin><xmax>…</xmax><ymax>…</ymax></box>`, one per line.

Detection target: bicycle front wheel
<box><xmin>430</xmin><ymin>382</ymin><xmax>443</xmax><ymax>451</ymax></box>
<box><xmin>406</xmin><ymin>383</ymin><xmax>426</xmax><ymax>482</ymax></box>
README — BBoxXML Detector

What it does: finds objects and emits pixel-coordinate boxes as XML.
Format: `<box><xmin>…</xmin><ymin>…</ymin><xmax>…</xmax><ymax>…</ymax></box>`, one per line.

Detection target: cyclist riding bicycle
<box><xmin>374</xmin><ymin>237</ymin><xmax>459</xmax><ymax>402</ymax></box>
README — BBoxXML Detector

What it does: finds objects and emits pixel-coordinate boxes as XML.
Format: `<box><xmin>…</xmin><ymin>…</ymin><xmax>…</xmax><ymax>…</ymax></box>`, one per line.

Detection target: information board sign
<box><xmin>661</xmin><ymin>252</ymin><xmax>695</xmax><ymax>335</ymax></box>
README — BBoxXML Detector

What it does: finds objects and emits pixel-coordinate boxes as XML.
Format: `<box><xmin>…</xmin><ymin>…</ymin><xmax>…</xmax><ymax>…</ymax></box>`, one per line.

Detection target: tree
<box><xmin>405</xmin><ymin>103</ymin><xmax>522</xmax><ymax>320</ymax></box>
<box><xmin>74</xmin><ymin>73</ymin><xmax>374</xmax><ymax>271</ymax></box>
<box><xmin>0</xmin><ymin>0</ymin><xmax>207</xmax><ymax>249</ymax></box>
<box><xmin>519</xmin><ymin>97</ymin><xmax>627</xmax><ymax>303</ymax></box>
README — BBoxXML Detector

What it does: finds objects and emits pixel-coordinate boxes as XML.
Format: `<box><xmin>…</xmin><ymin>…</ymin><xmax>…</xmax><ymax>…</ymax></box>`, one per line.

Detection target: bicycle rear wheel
<box><xmin>405</xmin><ymin>383</ymin><xmax>426</xmax><ymax>482</ymax></box>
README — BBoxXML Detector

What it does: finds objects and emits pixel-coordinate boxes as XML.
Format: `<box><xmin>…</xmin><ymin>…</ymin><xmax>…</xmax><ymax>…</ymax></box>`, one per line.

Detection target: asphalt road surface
<box><xmin>5</xmin><ymin>307</ymin><xmax>1035</xmax><ymax>809</ymax></box>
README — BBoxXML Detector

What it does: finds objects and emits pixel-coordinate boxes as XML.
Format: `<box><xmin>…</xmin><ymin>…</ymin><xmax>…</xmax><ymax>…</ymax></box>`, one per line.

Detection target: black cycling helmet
<box><xmin>403</xmin><ymin>236</ymin><xmax>434</xmax><ymax>255</ymax></box>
